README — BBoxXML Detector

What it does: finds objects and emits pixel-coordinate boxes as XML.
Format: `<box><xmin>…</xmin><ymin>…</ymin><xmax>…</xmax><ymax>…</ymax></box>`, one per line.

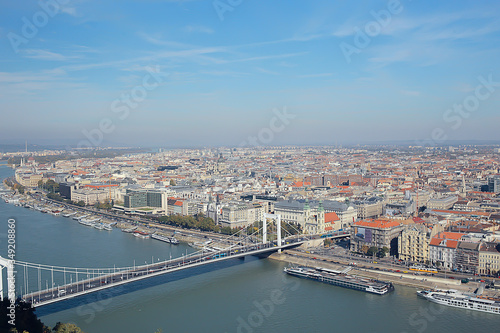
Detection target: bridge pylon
<box><xmin>0</xmin><ymin>256</ymin><xmax>15</xmax><ymax>301</ymax></box>
<box><xmin>263</xmin><ymin>213</ymin><xmax>282</xmax><ymax>253</ymax></box>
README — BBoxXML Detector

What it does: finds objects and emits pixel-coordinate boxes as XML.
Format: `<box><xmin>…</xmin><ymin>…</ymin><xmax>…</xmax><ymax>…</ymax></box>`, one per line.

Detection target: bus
<box><xmin>409</xmin><ymin>265</ymin><xmax>438</xmax><ymax>274</ymax></box>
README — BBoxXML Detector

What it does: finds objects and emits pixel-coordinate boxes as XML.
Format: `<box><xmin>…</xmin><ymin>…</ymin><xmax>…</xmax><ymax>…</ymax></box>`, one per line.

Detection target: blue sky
<box><xmin>1</xmin><ymin>0</ymin><xmax>500</xmax><ymax>147</ymax></box>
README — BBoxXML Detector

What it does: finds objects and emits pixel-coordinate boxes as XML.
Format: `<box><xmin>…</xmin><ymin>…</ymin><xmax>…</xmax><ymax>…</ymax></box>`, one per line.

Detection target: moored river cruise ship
<box><xmin>284</xmin><ymin>266</ymin><xmax>394</xmax><ymax>295</ymax></box>
<box><xmin>417</xmin><ymin>289</ymin><xmax>500</xmax><ymax>315</ymax></box>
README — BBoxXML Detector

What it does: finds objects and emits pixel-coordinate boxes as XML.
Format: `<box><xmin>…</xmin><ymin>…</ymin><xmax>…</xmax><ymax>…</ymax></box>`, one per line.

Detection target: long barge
<box><xmin>151</xmin><ymin>233</ymin><xmax>179</xmax><ymax>244</ymax></box>
<box><xmin>284</xmin><ymin>266</ymin><xmax>394</xmax><ymax>295</ymax></box>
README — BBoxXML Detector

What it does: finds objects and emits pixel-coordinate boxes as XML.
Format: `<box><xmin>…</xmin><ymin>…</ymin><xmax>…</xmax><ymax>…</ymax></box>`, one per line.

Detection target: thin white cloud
<box><xmin>68</xmin><ymin>45</ymin><xmax>101</xmax><ymax>54</ymax></box>
<box><xmin>62</xmin><ymin>7</ymin><xmax>77</xmax><ymax>16</ymax></box>
<box><xmin>255</xmin><ymin>67</ymin><xmax>279</xmax><ymax>75</ymax></box>
<box><xmin>298</xmin><ymin>73</ymin><xmax>333</xmax><ymax>78</ymax></box>
<box><xmin>201</xmin><ymin>70</ymin><xmax>249</xmax><ymax>77</ymax></box>
<box><xmin>229</xmin><ymin>52</ymin><xmax>309</xmax><ymax>64</ymax></box>
<box><xmin>137</xmin><ymin>32</ymin><xmax>197</xmax><ymax>49</ymax></box>
<box><xmin>184</xmin><ymin>25</ymin><xmax>214</xmax><ymax>34</ymax></box>
<box><xmin>22</xmin><ymin>49</ymin><xmax>72</xmax><ymax>61</ymax></box>
<box><xmin>0</xmin><ymin>70</ymin><xmax>84</xmax><ymax>97</ymax></box>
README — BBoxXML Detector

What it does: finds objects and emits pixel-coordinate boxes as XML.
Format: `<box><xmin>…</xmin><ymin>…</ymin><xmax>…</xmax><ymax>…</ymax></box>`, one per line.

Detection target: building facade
<box><xmin>351</xmin><ymin>197</ymin><xmax>383</xmax><ymax>219</ymax></box>
<box><xmin>350</xmin><ymin>218</ymin><xmax>404</xmax><ymax>256</ymax></box>
<box><xmin>429</xmin><ymin>232</ymin><xmax>464</xmax><ymax>270</ymax></box>
<box><xmin>455</xmin><ymin>242</ymin><xmax>480</xmax><ymax>274</ymax></box>
<box><xmin>398</xmin><ymin>223</ymin><xmax>443</xmax><ymax>263</ymax></box>
<box><xmin>478</xmin><ymin>242</ymin><xmax>500</xmax><ymax>275</ymax></box>
<box><xmin>219</xmin><ymin>202</ymin><xmax>265</xmax><ymax>228</ymax></box>
<box><xmin>427</xmin><ymin>196</ymin><xmax>458</xmax><ymax>210</ymax></box>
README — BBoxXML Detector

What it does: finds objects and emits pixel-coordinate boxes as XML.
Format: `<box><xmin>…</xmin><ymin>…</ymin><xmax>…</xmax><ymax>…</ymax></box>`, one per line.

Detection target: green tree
<box><xmin>95</xmin><ymin>201</ymin><xmax>112</xmax><ymax>210</ymax></box>
<box><xmin>47</xmin><ymin>193</ymin><xmax>64</xmax><ymax>202</ymax></box>
<box><xmin>157</xmin><ymin>214</ymin><xmax>219</xmax><ymax>233</ymax></box>
<box><xmin>52</xmin><ymin>322</ymin><xmax>85</xmax><ymax>333</ymax></box>
<box><xmin>367</xmin><ymin>246</ymin><xmax>378</xmax><ymax>257</ymax></box>
<box><xmin>377</xmin><ymin>247</ymin><xmax>390</xmax><ymax>258</ymax></box>
<box><xmin>0</xmin><ymin>299</ymin><xmax>49</xmax><ymax>333</ymax></box>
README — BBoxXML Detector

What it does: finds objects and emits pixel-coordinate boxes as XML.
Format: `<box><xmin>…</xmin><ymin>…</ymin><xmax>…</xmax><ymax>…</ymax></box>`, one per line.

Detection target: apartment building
<box><xmin>428</xmin><ymin>232</ymin><xmax>465</xmax><ymax>270</ymax></box>
<box><xmin>351</xmin><ymin>197</ymin><xmax>383</xmax><ymax>219</ymax></box>
<box><xmin>398</xmin><ymin>222</ymin><xmax>443</xmax><ymax>263</ymax></box>
<box><xmin>478</xmin><ymin>242</ymin><xmax>500</xmax><ymax>275</ymax></box>
<box><xmin>427</xmin><ymin>196</ymin><xmax>458</xmax><ymax>210</ymax></box>
<box><xmin>219</xmin><ymin>202</ymin><xmax>265</xmax><ymax>228</ymax></box>
<box><xmin>71</xmin><ymin>189</ymin><xmax>109</xmax><ymax>206</ymax></box>
<box><xmin>350</xmin><ymin>218</ymin><xmax>405</xmax><ymax>256</ymax></box>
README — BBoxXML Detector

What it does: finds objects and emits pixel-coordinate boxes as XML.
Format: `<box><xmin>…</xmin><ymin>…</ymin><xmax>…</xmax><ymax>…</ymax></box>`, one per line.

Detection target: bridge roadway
<box><xmin>23</xmin><ymin>238</ymin><xmax>305</xmax><ymax>307</ymax></box>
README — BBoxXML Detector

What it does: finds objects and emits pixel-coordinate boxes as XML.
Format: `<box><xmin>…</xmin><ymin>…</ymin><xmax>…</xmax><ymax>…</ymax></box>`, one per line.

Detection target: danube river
<box><xmin>0</xmin><ymin>163</ymin><xmax>499</xmax><ymax>332</ymax></box>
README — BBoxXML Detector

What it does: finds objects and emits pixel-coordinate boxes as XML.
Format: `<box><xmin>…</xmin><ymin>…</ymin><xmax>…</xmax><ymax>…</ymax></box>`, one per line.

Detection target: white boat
<box><xmin>102</xmin><ymin>224</ymin><xmax>113</xmax><ymax>231</ymax></box>
<box><xmin>63</xmin><ymin>212</ymin><xmax>77</xmax><ymax>218</ymax></box>
<box><xmin>151</xmin><ymin>233</ymin><xmax>179</xmax><ymax>244</ymax></box>
<box><xmin>80</xmin><ymin>217</ymin><xmax>101</xmax><ymax>224</ymax></box>
<box><xmin>5</xmin><ymin>198</ymin><xmax>20</xmax><ymax>205</ymax></box>
<box><xmin>122</xmin><ymin>226</ymin><xmax>138</xmax><ymax>233</ymax></box>
<box><xmin>417</xmin><ymin>289</ymin><xmax>500</xmax><ymax>315</ymax></box>
<box><xmin>93</xmin><ymin>223</ymin><xmax>104</xmax><ymax>230</ymax></box>
<box><xmin>79</xmin><ymin>220</ymin><xmax>95</xmax><ymax>227</ymax></box>
<box><xmin>133</xmin><ymin>231</ymin><xmax>150</xmax><ymax>239</ymax></box>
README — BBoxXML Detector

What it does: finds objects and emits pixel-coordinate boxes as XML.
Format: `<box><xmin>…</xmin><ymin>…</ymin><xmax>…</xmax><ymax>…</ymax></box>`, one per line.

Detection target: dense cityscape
<box><xmin>2</xmin><ymin>1</ymin><xmax>500</xmax><ymax>332</ymax></box>
<box><xmin>3</xmin><ymin>145</ymin><xmax>500</xmax><ymax>276</ymax></box>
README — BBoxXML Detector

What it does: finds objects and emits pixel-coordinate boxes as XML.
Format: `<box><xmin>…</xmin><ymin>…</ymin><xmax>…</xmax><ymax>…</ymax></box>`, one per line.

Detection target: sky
<box><xmin>1</xmin><ymin>0</ymin><xmax>500</xmax><ymax>148</ymax></box>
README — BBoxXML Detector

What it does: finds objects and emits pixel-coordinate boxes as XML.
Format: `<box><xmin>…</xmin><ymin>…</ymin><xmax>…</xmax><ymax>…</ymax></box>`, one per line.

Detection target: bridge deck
<box><xmin>23</xmin><ymin>240</ymin><xmax>304</xmax><ymax>307</ymax></box>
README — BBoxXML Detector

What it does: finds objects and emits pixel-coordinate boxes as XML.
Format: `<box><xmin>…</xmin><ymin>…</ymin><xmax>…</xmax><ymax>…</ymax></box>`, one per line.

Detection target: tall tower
<box><xmin>459</xmin><ymin>174</ymin><xmax>467</xmax><ymax>198</ymax></box>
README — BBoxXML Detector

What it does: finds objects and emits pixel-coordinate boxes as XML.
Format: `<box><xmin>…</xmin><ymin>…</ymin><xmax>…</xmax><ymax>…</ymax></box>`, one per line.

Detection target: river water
<box><xmin>0</xmin><ymin>163</ymin><xmax>498</xmax><ymax>333</ymax></box>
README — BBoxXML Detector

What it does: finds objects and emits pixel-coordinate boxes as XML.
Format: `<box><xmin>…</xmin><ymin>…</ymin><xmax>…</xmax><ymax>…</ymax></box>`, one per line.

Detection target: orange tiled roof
<box><xmin>435</xmin><ymin>231</ymin><xmax>465</xmax><ymax>240</ymax></box>
<box><xmin>433</xmin><ymin>209</ymin><xmax>490</xmax><ymax>217</ymax></box>
<box><xmin>325</xmin><ymin>212</ymin><xmax>340</xmax><ymax>223</ymax></box>
<box><xmin>430</xmin><ymin>238</ymin><xmax>459</xmax><ymax>248</ymax></box>
<box><xmin>353</xmin><ymin>218</ymin><xmax>401</xmax><ymax>229</ymax></box>
<box><xmin>292</xmin><ymin>181</ymin><xmax>311</xmax><ymax>187</ymax></box>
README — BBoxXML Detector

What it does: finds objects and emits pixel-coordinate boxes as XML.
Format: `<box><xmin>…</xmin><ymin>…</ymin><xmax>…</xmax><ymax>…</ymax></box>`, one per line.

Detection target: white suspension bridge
<box><xmin>0</xmin><ymin>214</ymin><xmax>348</xmax><ymax>308</ymax></box>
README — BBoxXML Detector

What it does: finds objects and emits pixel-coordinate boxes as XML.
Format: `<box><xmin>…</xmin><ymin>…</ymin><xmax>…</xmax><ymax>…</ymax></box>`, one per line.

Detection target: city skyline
<box><xmin>2</xmin><ymin>0</ymin><xmax>500</xmax><ymax>147</ymax></box>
